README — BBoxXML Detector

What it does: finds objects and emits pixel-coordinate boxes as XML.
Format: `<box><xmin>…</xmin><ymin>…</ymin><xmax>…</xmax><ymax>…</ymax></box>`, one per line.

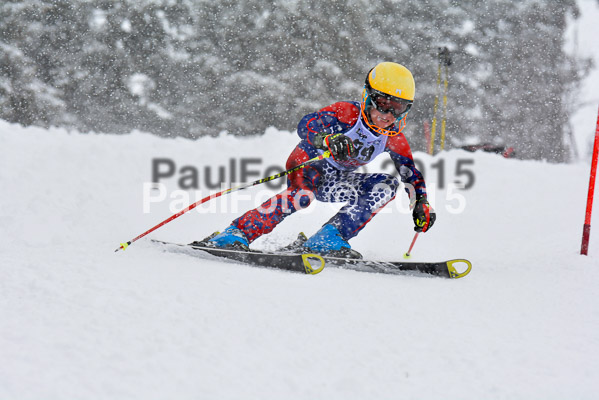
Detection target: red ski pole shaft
<box><xmin>404</xmin><ymin>232</ymin><xmax>419</xmax><ymax>258</ymax></box>
<box><xmin>115</xmin><ymin>151</ymin><xmax>331</xmax><ymax>252</ymax></box>
<box><xmin>581</xmin><ymin>105</ymin><xmax>599</xmax><ymax>255</ymax></box>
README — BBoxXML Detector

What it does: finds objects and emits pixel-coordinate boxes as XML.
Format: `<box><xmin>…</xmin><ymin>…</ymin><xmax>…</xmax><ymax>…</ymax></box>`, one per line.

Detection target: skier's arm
<box><xmin>385</xmin><ymin>136</ymin><xmax>427</xmax><ymax>199</ymax></box>
<box><xmin>297</xmin><ymin>101</ymin><xmax>359</xmax><ymax>148</ymax></box>
<box><xmin>392</xmin><ymin>153</ymin><xmax>427</xmax><ymax>197</ymax></box>
<box><xmin>386</xmin><ymin>136</ymin><xmax>436</xmax><ymax>232</ymax></box>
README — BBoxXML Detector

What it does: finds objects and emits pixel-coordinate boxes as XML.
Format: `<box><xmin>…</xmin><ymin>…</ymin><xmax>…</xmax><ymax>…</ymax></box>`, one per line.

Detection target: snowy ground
<box><xmin>1</xmin><ymin>119</ymin><xmax>598</xmax><ymax>399</ymax></box>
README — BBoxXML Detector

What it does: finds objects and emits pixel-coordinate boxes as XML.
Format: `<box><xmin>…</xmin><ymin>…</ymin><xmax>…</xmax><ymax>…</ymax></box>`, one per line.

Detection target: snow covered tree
<box><xmin>0</xmin><ymin>0</ymin><xmax>588</xmax><ymax>161</ymax></box>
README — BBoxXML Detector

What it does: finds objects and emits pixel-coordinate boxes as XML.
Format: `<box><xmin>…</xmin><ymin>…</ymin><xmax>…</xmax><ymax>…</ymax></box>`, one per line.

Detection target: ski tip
<box><xmin>447</xmin><ymin>259</ymin><xmax>472</xmax><ymax>279</ymax></box>
<box><xmin>301</xmin><ymin>254</ymin><xmax>325</xmax><ymax>275</ymax></box>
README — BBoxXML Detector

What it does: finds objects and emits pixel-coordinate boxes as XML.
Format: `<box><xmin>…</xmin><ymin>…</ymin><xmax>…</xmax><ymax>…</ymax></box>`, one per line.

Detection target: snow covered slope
<box><xmin>1</xmin><ymin>120</ymin><xmax>598</xmax><ymax>399</ymax></box>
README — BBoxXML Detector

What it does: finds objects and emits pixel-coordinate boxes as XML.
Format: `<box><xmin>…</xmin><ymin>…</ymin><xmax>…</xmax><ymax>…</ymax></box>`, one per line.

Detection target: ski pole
<box><xmin>429</xmin><ymin>47</ymin><xmax>451</xmax><ymax>155</ymax></box>
<box><xmin>428</xmin><ymin>62</ymin><xmax>441</xmax><ymax>155</ymax></box>
<box><xmin>403</xmin><ymin>232</ymin><xmax>420</xmax><ymax>259</ymax></box>
<box><xmin>439</xmin><ymin>48</ymin><xmax>451</xmax><ymax>151</ymax></box>
<box><xmin>115</xmin><ymin>151</ymin><xmax>331</xmax><ymax>252</ymax></box>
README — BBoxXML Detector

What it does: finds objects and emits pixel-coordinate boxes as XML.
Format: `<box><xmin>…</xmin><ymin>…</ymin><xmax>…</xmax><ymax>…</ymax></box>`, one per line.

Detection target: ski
<box><xmin>152</xmin><ymin>240</ymin><xmax>471</xmax><ymax>278</ymax></box>
<box><xmin>152</xmin><ymin>240</ymin><xmax>326</xmax><ymax>275</ymax></box>
<box><xmin>319</xmin><ymin>255</ymin><xmax>472</xmax><ymax>279</ymax></box>
<box><xmin>278</xmin><ymin>233</ymin><xmax>472</xmax><ymax>278</ymax></box>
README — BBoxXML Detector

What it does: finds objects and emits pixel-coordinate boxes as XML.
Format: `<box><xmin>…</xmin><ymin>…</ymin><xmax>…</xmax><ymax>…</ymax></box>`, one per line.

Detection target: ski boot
<box><xmin>190</xmin><ymin>225</ymin><xmax>250</xmax><ymax>250</ymax></box>
<box><xmin>278</xmin><ymin>232</ymin><xmax>310</xmax><ymax>253</ymax></box>
<box><xmin>302</xmin><ymin>224</ymin><xmax>362</xmax><ymax>259</ymax></box>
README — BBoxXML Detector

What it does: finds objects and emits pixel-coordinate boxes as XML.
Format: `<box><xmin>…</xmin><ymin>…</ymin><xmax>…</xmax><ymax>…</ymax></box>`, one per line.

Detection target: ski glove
<box><xmin>313</xmin><ymin>132</ymin><xmax>357</xmax><ymax>161</ymax></box>
<box><xmin>412</xmin><ymin>196</ymin><xmax>436</xmax><ymax>232</ymax></box>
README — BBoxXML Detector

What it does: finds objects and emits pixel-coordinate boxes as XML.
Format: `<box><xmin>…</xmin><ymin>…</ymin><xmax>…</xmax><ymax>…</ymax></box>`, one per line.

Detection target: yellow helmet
<box><xmin>361</xmin><ymin>62</ymin><xmax>415</xmax><ymax>136</ymax></box>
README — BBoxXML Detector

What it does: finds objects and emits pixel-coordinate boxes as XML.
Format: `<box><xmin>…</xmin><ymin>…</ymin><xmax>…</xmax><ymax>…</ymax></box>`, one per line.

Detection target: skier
<box><xmin>200</xmin><ymin>62</ymin><xmax>435</xmax><ymax>258</ymax></box>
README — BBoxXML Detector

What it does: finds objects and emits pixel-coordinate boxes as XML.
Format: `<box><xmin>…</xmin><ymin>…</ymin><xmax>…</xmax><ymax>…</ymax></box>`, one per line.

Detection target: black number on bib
<box><xmin>353</xmin><ymin>139</ymin><xmax>375</xmax><ymax>162</ymax></box>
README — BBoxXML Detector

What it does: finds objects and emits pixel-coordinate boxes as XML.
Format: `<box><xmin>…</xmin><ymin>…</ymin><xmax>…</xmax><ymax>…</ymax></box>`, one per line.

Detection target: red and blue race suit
<box><xmin>232</xmin><ymin>101</ymin><xmax>427</xmax><ymax>243</ymax></box>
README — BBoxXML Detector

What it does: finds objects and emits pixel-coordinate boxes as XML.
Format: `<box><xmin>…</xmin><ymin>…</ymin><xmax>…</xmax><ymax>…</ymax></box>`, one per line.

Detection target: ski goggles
<box><xmin>368</xmin><ymin>88</ymin><xmax>412</xmax><ymax>119</ymax></box>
